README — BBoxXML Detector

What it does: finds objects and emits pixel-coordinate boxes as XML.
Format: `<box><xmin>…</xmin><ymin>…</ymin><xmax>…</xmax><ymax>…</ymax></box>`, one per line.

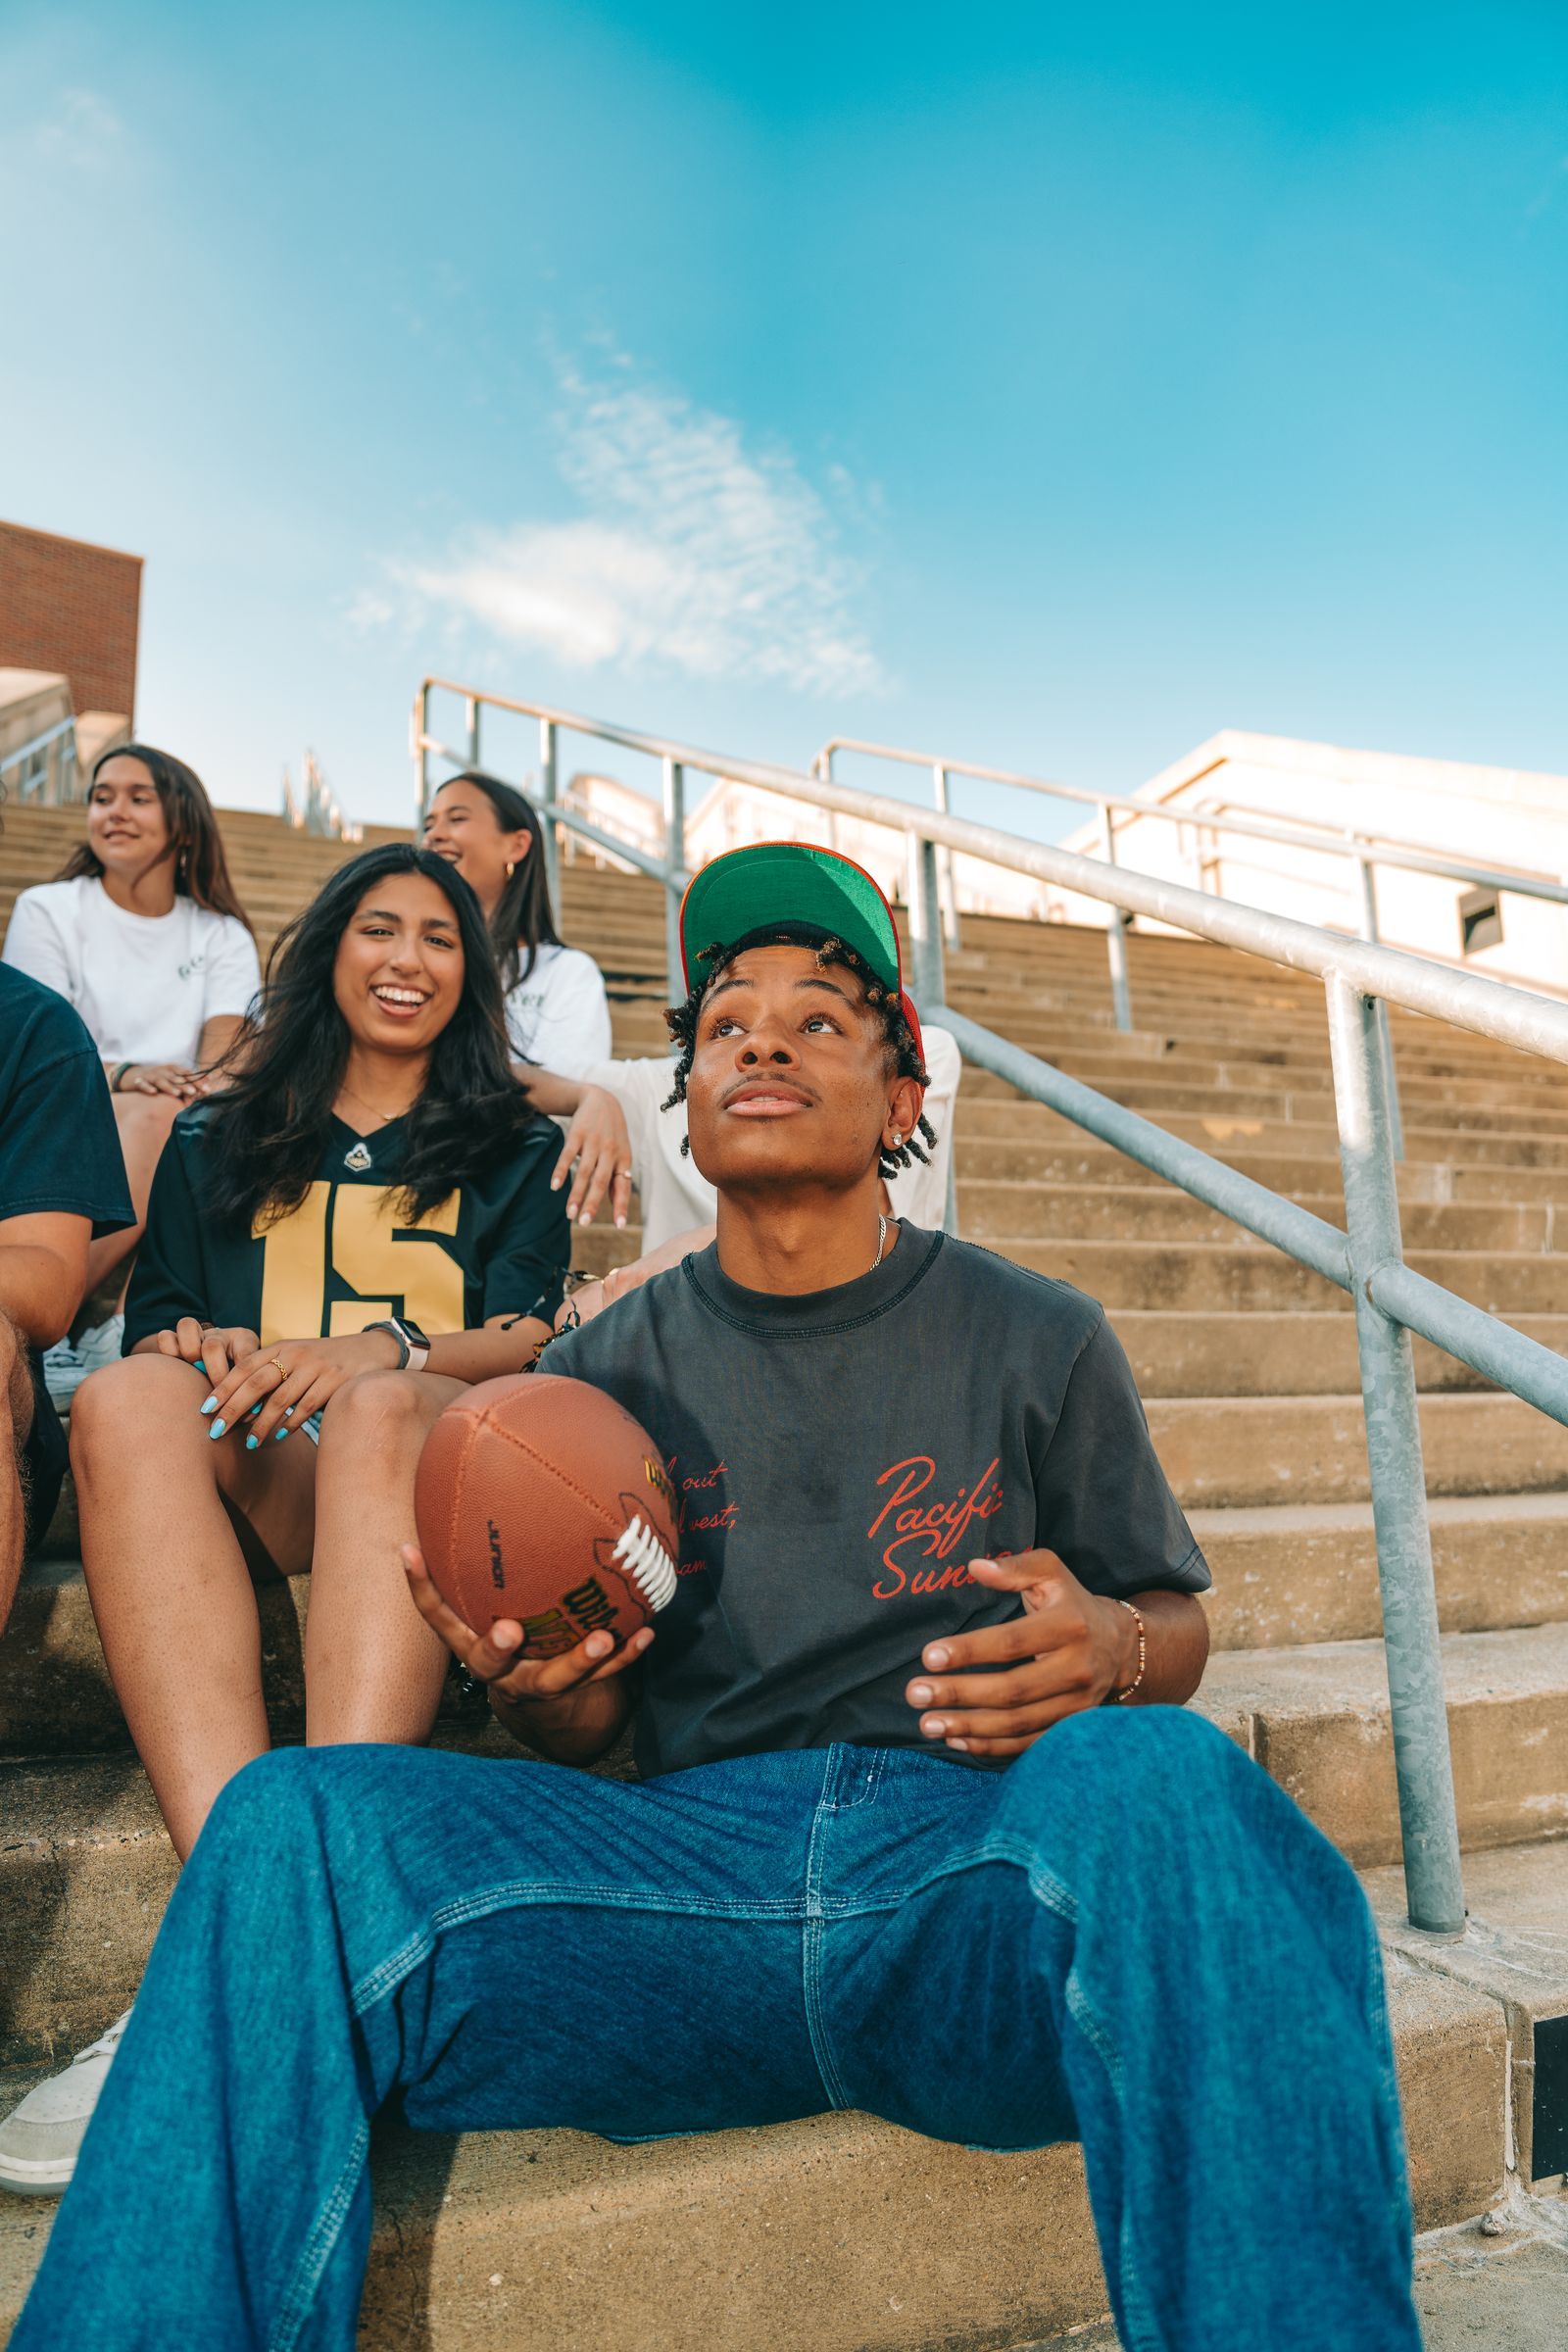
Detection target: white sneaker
<box><xmin>0</xmin><ymin>2011</ymin><xmax>131</xmax><ymax>2196</ymax></box>
<box><xmin>77</xmin><ymin>1314</ymin><xmax>125</xmax><ymax>1375</ymax></box>
<box><xmin>39</xmin><ymin>1338</ymin><xmax>87</xmax><ymax>1409</ymax></box>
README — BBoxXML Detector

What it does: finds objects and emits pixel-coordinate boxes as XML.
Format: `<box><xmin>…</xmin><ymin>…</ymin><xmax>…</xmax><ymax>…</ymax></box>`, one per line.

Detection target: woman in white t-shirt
<box><xmin>2</xmin><ymin>744</ymin><xmax>260</xmax><ymax>1352</ymax></box>
<box><xmin>421</xmin><ymin>771</ymin><xmax>611</xmax><ymax>1077</ymax></box>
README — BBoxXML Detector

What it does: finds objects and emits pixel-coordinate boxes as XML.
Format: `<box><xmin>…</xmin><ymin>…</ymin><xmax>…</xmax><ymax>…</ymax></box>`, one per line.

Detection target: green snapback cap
<box><xmin>679</xmin><ymin>841</ymin><xmax>904</xmax><ymax>996</ymax></box>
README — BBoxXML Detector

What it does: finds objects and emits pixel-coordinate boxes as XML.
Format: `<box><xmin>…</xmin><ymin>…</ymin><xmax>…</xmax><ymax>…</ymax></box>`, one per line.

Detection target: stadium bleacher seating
<box><xmin>2</xmin><ymin>798</ymin><xmax>1565</xmax><ymax>2346</ymax></box>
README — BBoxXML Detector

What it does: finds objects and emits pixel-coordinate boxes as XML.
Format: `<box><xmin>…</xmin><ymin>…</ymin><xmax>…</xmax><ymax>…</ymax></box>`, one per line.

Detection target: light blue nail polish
<box><xmin>248</xmin><ymin>1403</ymin><xmax>262</xmax><ymax>1417</ymax></box>
<box><xmin>199</xmin><ymin>1395</ymin><xmax>217</xmax><ymax>1415</ymax></box>
<box><xmin>209</xmin><ymin>1418</ymin><xmax>226</xmax><ymax>1440</ymax></box>
<box><xmin>273</xmin><ymin>1428</ymin><xmax>288</xmax><ymax>1442</ymax></box>
<box><xmin>245</xmin><ymin>1434</ymin><xmax>259</xmax><ymax>1450</ymax></box>
<box><xmin>193</xmin><ymin>1360</ymin><xmax>206</xmax><ymax>1375</ymax></box>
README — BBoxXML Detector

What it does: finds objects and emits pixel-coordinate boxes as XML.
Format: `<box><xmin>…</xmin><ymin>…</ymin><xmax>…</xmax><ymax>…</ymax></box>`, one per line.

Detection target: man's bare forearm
<box><xmin>1102</xmin><ymin>1588</ymin><xmax>1209</xmax><ymax>1705</ymax></box>
<box><xmin>490</xmin><ymin>1672</ymin><xmax>634</xmax><ymax>1763</ymax></box>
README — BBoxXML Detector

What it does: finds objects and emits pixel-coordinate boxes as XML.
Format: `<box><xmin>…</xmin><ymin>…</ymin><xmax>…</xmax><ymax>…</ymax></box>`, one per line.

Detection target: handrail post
<box><xmin>538</xmin><ymin>718</ymin><xmax>561</xmax><ymax>909</ymax></box>
<box><xmin>416</xmin><ymin>683</ymin><xmax>431</xmax><ymax>823</ymax></box>
<box><xmin>1324</xmin><ymin>971</ymin><xmax>1464</xmax><ymax>1936</ymax></box>
<box><xmin>1354</xmin><ymin>848</ymin><xmax>1405</xmax><ymax>1161</ymax></box>
<box><xmin>1099</xmin><ymin>807</ymin><xmax>1134</xmax><ymax>1032</ymax></box>
<box><xmin>816</xmin><ymin>745</ymin><xmax>839</xmax><ymax>852</ymax></box>
<box><xmin>465</xmin><ymin>694</ymin><xmax>480</xmax><ymax>770</ymax></box>
<box><xmin>932</xmin><ymin>764</ymin><xmax>961</xmax><ymax>950</ymax></box>
<box><xmin>662</xmin><ymin>757</ymin><xmax>687</xmax><ymax>1002</ymax></box>
<box><xmin>906</xmin><ymin>830</ymin><xmax>946</xmax><ymax>1006</ymax></box>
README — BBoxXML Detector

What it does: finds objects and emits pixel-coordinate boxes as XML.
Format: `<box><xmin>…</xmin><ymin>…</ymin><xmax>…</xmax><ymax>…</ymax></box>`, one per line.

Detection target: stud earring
<box><xmin>505</xmin><ymin>860</ymin><xmax>515</xmax><ymax>878</ymax></box>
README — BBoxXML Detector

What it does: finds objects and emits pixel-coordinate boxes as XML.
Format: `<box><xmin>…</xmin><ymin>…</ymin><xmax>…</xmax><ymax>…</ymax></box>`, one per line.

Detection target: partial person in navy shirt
<box><xmin>0</xmin><ymin>962</ymin><xmax>133</xmax><ymax>1633</ymax></box>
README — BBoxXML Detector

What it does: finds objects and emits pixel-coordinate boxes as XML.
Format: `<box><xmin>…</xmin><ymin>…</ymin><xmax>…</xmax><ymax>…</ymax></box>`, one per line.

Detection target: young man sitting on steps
<box><xmin>12</xmin><ymin>844</ymin><xmax>1423</xmax><ymax>2352</ymax></box>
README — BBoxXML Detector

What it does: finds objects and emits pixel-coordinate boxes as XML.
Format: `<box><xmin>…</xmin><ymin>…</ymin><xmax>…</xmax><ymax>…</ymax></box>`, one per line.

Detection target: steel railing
<box><xmin>814</xmin><ymin>735</ymin><xmax>1568</xmax><ymax>1165</ymax></box>
<box><xmin>813</xmin><ymin>730</ymin><xmax>1568</xmax><ymax>958</ymax></box>
<box><xmin>415</xmin><ymin>673</ymin><xmax>1568</xmax><ymax>1938</ymax></box>
<box><xmin>0</xmin><ymin>716</ymin><xmax>79</xmax><ymax>805</ymax></box>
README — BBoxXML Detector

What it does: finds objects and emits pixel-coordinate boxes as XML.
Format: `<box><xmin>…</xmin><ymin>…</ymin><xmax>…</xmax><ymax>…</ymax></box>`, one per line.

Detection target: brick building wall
<box><xmin>0</xmin><ymin>521</ymin><xmax>143</xmax><ymax>723</ymax></box>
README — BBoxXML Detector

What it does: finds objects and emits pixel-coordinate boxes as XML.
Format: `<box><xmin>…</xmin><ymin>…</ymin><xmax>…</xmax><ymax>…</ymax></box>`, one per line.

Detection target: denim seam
<box><xmin>870</xmin><ymin>1826</ymin><xmax>1167</xmax><ymax>2347</ymax></box>
<box><xmin>800</xmin><ymin>1788</ymin><xmax>854</xmax><ymax>2113</ymax></box>
<box><xmin>825</xmin><ymin>1747</ymin><xmax>886</xmax><ymax>1813</ymax></box>
<box><xmin>269</xmin><ymin>2115</ymin><xmax>370</xmax><ymax>2352</ymax></box>
<box><xmin>353</xmin><ymin>1883</ymin><xmax>808</xmax><ymax>2011</ymax></box>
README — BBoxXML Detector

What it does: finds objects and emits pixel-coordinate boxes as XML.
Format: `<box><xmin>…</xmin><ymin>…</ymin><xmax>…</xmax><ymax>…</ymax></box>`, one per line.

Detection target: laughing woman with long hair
<box><xmin>0</xmin><ymin>846</ymin><xmax>570</xmax><ymax>2194</ymax></box>
<box><xmin>421</xmin><ymin>769</ymin><xmax>612</xmax><ymax>1074</ymax></box>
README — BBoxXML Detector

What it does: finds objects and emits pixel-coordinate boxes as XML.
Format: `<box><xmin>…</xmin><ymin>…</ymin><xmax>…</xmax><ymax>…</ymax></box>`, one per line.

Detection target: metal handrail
<box><xmin>415</xmin><ymin>672</ymin><xmax>1568</xmax><ymax>1938</ymax></box>
<box><xmin>812</xmin><ymin>731</ymin><xmax>1568</xmax><ymax>908</ymax></box>
<box><xmin>0</xmin><ymin>715</ymin><xmax>78</xmax><ymax>802</ymax></box>
<box><xmin>813</xmin><ymin>732</ymin><xmax>1567</xmax><ymax>1160</ymax></box>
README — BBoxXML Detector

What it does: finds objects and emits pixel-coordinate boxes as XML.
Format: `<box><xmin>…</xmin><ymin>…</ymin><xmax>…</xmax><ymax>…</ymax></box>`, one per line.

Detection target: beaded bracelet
<box><xmin>1109</xmin><ymin>1598</ymin><xmax>1148</xmax><ymax>1704</ymax></box>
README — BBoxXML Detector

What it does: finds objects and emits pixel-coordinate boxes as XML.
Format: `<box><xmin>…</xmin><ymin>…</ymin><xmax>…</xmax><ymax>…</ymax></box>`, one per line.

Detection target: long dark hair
<box><xmin>57</xmin><ymin>744</ymin><xmax>253</xmax><ymax>931</ymax></box>
<box><xmin>436</xmin><ymin>771</ymin><xmax>563</xmax><ymax>993</ymax></box>
<box><xmin>201</xmin><ymin>844</ymin><xmax>542</xmax><ymax>1233</ymax></box>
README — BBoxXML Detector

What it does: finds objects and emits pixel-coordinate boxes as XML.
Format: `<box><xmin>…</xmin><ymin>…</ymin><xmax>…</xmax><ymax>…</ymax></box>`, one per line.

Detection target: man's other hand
<box><xmin>904</xmin><ymin>1548</ymin><xmax>1140</xmax><ymax>1758</ymax></box>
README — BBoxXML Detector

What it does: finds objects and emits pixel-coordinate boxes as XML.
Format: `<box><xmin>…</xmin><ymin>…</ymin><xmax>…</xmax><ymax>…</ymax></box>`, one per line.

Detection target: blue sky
<box><xmin>3</xmin><ymin>1</ymin><xmax>1565</xmax><ymax>838</ymax></box>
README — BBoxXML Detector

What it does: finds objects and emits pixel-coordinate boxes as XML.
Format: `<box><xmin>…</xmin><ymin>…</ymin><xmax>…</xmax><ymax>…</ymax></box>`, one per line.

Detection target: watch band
<box><xmin>367</xmin><ymin>1318</ymin><xmax>431</xmax><ymax>1375</ymax></box>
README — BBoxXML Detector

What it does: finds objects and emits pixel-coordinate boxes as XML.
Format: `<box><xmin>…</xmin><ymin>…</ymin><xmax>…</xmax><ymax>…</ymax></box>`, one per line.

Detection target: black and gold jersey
<box><xmin>123</xmin><ymin>1107</ymin><xmax>569</xmax><ymax>1348</ymax></box>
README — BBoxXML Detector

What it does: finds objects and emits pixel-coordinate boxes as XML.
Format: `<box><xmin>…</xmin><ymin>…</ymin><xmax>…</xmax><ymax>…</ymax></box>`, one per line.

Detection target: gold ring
<box><xmin>269</xmin><ymin>1358</ymin><xmax>287</xmax><ymax>1379</ymax></box>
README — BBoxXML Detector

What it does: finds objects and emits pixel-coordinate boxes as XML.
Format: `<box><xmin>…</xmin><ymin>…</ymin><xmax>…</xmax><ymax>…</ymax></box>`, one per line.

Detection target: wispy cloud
<box><xmin>377</xmin><ymin>354</ymin><xmax>883</xmax><ymax>696</ymax></box>
<box><xmin>30</xmin><ymin>87</ymin><xmax>128</xmax><ymax>173</ymax></box>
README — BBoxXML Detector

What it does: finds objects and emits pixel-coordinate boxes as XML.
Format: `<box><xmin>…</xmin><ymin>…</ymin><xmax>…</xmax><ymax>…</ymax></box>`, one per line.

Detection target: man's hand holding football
<box><xmin>403</xmin><ymin>1542</ymin><xmax>651</xmax><ymax>1761</ymax></box>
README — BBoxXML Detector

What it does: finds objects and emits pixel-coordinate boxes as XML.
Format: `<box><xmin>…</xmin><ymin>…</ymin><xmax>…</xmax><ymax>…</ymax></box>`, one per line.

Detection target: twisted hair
<box><xmin>662</xmin><ymin>930</ymin><xmax>937</xmax><ymax>1180</ymax></box>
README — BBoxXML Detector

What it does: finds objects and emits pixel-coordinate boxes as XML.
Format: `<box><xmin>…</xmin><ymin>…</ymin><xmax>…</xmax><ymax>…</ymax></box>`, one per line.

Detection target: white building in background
<box><xmin>1048</xmin><ymin>732</ymin><xmax>1568</xmax><ymax>997</ymax></box>
<box><xmin>565</xmin><ymin>730</ymin><xmax>1568</xmax><ymax>998</ymax></box>
<box><xmin>561</xmin><ymin>771</ymin><xmax>667</xmax><ymax>872</ymax></box>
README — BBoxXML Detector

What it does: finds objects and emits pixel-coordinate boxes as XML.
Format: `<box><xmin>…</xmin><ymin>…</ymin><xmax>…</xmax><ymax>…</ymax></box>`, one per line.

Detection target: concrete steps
<box><xmin>960</xmin><ymin>1177</ymin><xmax>1557</xmax><ymax>1250</ymax></box>
<box><xmin>992</xmin><ymin>1235</ymin><xmax>1568</xmax><ymax>1314</ymax></box>
<box><xmin>1198</xmin><ymin>1624</ymin><xmax>1568</xmax><ymax>1865</ymax></box>
<box><xmin>0</xmin><ymin>1862</ymin><xmax>1544</xmax><ymax>2349</ymax></box>
<box><xmin>5</xmin><ymin>805</ymin><xmax>1568</xmax><ymax>2343</ymax></box>
<box><xmin>1116</xmin><ymin>1308</ymin><xmax>1568</xmax><ymax>1396</ymax></box>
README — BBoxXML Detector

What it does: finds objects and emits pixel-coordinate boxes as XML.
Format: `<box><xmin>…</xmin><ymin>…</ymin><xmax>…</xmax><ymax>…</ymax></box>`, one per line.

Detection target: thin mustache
<box><xmin>720</xmin><ymin>1076</ymin><xmax>818</xmax><ymax>1107</ymax></box>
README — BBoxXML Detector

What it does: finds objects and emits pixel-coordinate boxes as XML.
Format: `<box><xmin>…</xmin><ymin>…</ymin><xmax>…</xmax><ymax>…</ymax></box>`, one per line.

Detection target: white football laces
<box><xmin>612</xmin><ymin>1514</ymin><xmax>678</xmax><ymax>1612</ymax></box>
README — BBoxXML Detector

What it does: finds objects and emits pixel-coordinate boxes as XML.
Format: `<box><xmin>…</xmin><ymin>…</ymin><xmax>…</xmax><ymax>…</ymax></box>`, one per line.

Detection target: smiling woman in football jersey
<box><xmin>69</xmin><ymin>842</ymin><xmax>571</xmax><ymax>1865</ymax></box>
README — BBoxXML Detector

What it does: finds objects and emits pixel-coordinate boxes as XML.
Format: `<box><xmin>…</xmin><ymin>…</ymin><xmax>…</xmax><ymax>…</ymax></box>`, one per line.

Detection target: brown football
<box><xmin>415</xmin><ymin>1374</ymin><xmax>680</xmax><ymax>1655</ymax></box>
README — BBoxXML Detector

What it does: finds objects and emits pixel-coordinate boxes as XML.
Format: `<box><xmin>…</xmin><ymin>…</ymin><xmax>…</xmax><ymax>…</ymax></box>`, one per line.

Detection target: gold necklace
<box><xmin>339</xmin><ymin>1080</ymin><xmax>413</xmax><ymax>1128</ymax></box>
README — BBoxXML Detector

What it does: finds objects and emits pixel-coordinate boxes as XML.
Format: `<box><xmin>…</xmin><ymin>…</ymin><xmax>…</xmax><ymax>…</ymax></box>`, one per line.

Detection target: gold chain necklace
<box><xmin>339</xmin><ymin>1081</ymin><xmax>412</xmax><ymax>1128</ymax></box>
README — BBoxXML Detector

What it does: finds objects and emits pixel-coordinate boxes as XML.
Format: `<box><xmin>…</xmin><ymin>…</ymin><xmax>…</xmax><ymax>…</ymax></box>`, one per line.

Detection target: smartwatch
<box><xmin>366</xmin><ymin>1316</ymin><xmax>431</xmax><ymax>1374</ymax></box>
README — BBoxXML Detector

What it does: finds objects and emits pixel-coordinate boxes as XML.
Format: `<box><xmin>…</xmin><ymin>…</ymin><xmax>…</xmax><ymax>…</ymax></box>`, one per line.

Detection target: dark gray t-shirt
<box><xmin>545</xmin><ymin>1223</ymin><xmax>1207</xmax><ymax>1778</ymax></box>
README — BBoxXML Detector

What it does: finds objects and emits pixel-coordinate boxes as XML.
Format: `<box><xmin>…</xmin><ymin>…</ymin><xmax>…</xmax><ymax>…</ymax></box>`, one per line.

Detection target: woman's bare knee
<box><xmin>71</xmin><ymin>1352</ymin><xmax>206</xmax><ymax>1469</ymax></box>
<box><xmin>319</xmin><ymin>1368</ymin><xmax>446</xmax><ymax>1452</ymax></box>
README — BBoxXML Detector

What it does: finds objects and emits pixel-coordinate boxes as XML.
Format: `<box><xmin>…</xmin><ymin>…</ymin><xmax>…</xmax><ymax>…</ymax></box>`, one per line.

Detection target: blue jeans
<box><xmin>15</xmin><ymin>1709</ymin><xmax>1419</xmax><ymax>2352</ymax></box>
